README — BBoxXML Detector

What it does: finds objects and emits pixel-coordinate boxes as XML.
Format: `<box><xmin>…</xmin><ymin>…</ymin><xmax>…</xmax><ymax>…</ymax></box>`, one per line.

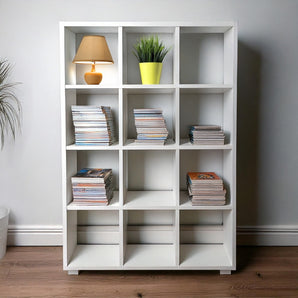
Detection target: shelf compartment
<box><xmin>123</xmin><ymin>27</ymin><xmax>175</xmax><ymax>84</ymax></box>
<box><xmin>180</xmin><ymin>32</ymin><xmax>224</xmax><ymax>84</ymax></box>
<box><xmin>65</xmin><ymin>89</ymin><xmax>119</xmax><ymax>147</ymax></box>
<box><xmin>67</xmin><ymin>191</ymin><xmax>119</xmax><ymax>210</ymax></box>
<box><xmin>179</xmin><ymin>191</ymin><xmax>232</xmax><ymax>210</ymax></box>
<box><xmin>179</xmin><ymin>89</ymin><xmax>234</xmax><ymax>145</ymax></box>
<box><xmin>179</xmin><ymin>210</ymin><xmax>233</xmax><ymax>268</ymax></box>
<box><xmin>124</xmin><ymin>209</ymin><xmax>176</xmax><ymax>268</ymax></box>
<box><xmin>124</xmin><ymin>244</ymin><xmax>176</xmax><ymax>268</ymax></box>
<box><xmin>67</xmin><ymin>245</ymin><xmax>120</xmax><ymax>269</ymax></box>
<box><xmin>124</xmin><ymin>150</ymin><xmax>176</xmax><ymax>207</ymax></box>
<box><xmin>124</xmin><ymin>191</ymin><xmax>175</xmax><ymax>209</ymax></box>
<box><xmin>66</xmin><ymin>150</ymin><xmax>119</xmax><ymax>206</ymax></box>
<box><xmin>124</xmin><ymin>90</ymin><xmax>177</xmax><ymax>143</ymax></box>
<box><xmin>64</xmin><ymin>27</ymin><xmax>119</xmax><ymax>85</ymax></box>
<box><xmin>180</xmin><ymin>150</ymin><xmax>234</xmax><ymax>207</ymax></box>
<box><xmin>66</xmin><ymin>210</ymin><xmax>120</xmax><ymax>269</ymax></box>
<box><xmin>180</xmin><ymin>244</ymin><xmax>231</xmax><ymax>269</ymax></box>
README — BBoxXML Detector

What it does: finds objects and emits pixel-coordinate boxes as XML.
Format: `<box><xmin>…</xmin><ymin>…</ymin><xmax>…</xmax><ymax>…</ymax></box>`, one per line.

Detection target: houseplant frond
<box><xmin>0</xmin><ymin>59</ymin><xmax>21</xmax><ymax>149</ymax></box>
<box><xmin>133</xmin><ymin>35</ymin><xmax>171</xmax><ymax>63</ymax></box>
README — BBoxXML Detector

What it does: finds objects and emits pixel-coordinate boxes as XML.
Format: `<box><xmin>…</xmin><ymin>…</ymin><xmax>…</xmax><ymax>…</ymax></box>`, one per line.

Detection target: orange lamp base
<box><xmin>84</xmin><ymin>64</ymin><xmax>103</xmax><ymax>85</ymax></box>
<box><xmin>84</xmin><ymin>72</ymin><xmax>102</xmax><ymax>85</ymax></box>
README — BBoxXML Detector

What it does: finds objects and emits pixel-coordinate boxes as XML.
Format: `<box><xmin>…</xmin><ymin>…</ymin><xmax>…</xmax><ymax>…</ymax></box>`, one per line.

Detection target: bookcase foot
<box><xmin>68</xmin><ymin>270</ymin><xmax>79</xmax><ymax>275</ymax></box>
<box><xmin>220</xmin><ymin>270</ymin><xmax>231</xmax><ymax>275</ymax></box>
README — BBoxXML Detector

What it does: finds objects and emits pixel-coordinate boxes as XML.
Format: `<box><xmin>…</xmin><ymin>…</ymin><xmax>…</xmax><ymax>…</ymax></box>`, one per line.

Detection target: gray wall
<box><xmin>0</xmin><ymin>0</ymin><xmax>297</xmax><ymax>241</ymax></box>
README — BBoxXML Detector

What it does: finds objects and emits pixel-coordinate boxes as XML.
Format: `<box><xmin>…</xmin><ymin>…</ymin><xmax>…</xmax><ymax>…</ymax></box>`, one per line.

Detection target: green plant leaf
<box><xmin>0</xmin><ymin>59</ymin><xmax>22</xmax><ymax>149</ymax></box>
<box><xmin>132</xmin><ymin>35</ymin><xmax>171</xmax><ymax>63</ymax></box>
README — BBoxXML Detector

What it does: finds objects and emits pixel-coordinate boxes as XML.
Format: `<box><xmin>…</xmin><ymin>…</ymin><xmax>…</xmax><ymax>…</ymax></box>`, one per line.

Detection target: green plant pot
<box><xmin>139</xmin><ymin>62</ymin><xmax>162</xmax><ymax>84</ymax></box>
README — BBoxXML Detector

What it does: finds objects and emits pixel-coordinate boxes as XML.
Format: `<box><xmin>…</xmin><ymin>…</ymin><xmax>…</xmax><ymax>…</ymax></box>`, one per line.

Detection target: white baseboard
<box><xmin>7</xmin><ymin>225</ymin><xmax>298</xmax><ymax>246</ymax></box>
<box><xmin>7</xmin><ymin>225</ymin><xmax>63</xmax><ymax>246</ymax></box>
<box><xmin>237</xmin><ymin>225</ymin><xmax>298</xmax><ymax>246</ymax></box>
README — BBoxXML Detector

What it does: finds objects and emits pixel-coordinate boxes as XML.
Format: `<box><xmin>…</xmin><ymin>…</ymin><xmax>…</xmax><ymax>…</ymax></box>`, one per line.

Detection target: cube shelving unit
<box><xmin>60</xmin><ymin>22</ymin><xmax>237</xmax><ymax>275</ymax></box>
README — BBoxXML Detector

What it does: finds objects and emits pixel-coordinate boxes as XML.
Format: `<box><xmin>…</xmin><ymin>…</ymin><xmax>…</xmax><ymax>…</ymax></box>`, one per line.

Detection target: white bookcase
<box><xmin>60</xmin><ymin>22</ymin><xmax>237</xmax><ymax>275</ymax></box>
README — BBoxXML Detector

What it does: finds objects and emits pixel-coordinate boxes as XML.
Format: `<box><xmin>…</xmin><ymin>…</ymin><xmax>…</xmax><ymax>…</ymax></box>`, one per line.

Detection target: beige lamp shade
<box><xmin>73</xmin><ymin>35</ymin><xmax>114</xmax><ymax>64</ymax></box>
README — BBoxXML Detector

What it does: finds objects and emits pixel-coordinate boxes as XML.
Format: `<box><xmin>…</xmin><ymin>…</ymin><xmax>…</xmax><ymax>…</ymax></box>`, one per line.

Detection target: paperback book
<box><xmin>71</xmin><ymin>168</ymin><xmax>113</xmax><ymax>206</ymax></box>
<box><xmin>133</xmin><ymin>108</ymin><xmax>169</xmax><ymax>145</ymax></box>
<box><xmin>72</xmin><ymin>105</ymin><xmax>116</xmax><ymax>146</ymax></box>
<box><xmin>189</xmin><ymin>125</ymin><xmax>225</xmax><ymax>145</ymax></box>
<box><xmin>187</xmin><ymin>172</ymin><xmax>226</xmax><ymax>206</ymax></box>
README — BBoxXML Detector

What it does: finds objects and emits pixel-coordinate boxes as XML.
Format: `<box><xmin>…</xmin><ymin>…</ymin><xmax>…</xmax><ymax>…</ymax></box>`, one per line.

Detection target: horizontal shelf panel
<box><xmin>180</xmin><ymin>25</ymin><xmax>233</xmax><ymax>34</ymax></box>
<box><xmin>65</xmin><ymin>25</ymin><xmax>119</xmax><ymax>34</ymax></box>
<box><xmin>63</xmin><ymin>22</ymin><xmax>234</xmax><ymax>33</ymax></box>
<box><xmin>180</xmin><ymin>191</ymin><xmax>232</xmax><ymax>210</ymax></box>
<box><xmin>67</xmin><ymin>192</ymin><xmax>119</xmax><ymax>210</ymax></box>
<box><xmin>65</xmin><ymin>84</ymin><xmax>232</xmax><ymax>94</ymax></box>
<box><xmin>124</xmin><ymin>244</ymin><xmax>176</xmax><ymax>268</ymax></box>
<box><xmin>124</xmin><ymin>26</ymin><xmax>175</xmax><ymax>34</ymax></box>
<box><xmin>179</xmin><ymin>84</ymin><xmax>233</xmax><ymax>94</ymax></box>
<box><xmin>123</xmin><ymin>84</ymin><xmax>176</xmax><ymax>94</ymax></box>
<box><xmin>66</xmin><ymin>142</ymin><xmax>120</xmax><ymax>151</ymax></box>
<box><xmin>124</xmin><ymin>139</ymin><xmax>176</xmax><ymax>150</ymax></box>
<box><xmin>180</xmin><ymin>139</ymin><xmax>232</xmax><ymax>150</ymax></box>
<box><xmin>67</xmin><ymin>245</ymin><xmax>120</xmax><ymax>269</ymax></box>
<box><xmin>124</xmin><ymin>191</ymin><xmax>176</xmax><ymax>209</ymax></box>
<box><xmin>180</xmin><ymin>244</ymin><xmax>232</xmax><ymax>268</ymax></box>
<box><xmin>65</xmin><ymin>85</ymin><xmax>119</xmax><ymax>94</ymax></box>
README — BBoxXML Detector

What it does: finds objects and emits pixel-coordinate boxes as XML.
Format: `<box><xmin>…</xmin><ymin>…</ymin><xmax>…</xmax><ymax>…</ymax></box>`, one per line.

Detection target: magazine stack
<box><xmin>71</xmin><ymin>105</ymin><xmax>116</xmax><ymax>146</ymax></box>
<box><xmin>133</xmin><ymin>108</ymin><xmax>168</xmax><ymax>144</ymax></box>
<box><xmin>189</xmin><ymin>125</ymin><xmax>225</xmax><ymax>145</ymax></box>
<box><xmin>71</xmin><ymin>168</ymin><xmax>113</xmax><ymax>206</ymax></box>
<box><xmin>187</xmin><ymin>172</ymin><xmax>226</xmax><ymax>206</ymax></box>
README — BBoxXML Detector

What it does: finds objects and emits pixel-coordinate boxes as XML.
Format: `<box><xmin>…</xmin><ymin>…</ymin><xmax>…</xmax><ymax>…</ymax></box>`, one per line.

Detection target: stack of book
<box><xmin>187</xmin><ymin>172</ymin><xmax>226</xmax><ymax>206</ymax></box>
<box><xmin>133</xmin><ymin>108</ymin><xmax>168</xmax><ymax>144</ymax></box>
<box><xmin>189</xmin><ymin>125</ymin><xmax>225</xmax><ymax>145</ymax></box>
<box><xmin>71</xmin><ymin>168</ymin><xmax>113</xmax><ymax>206</ymax></box>
<box><xmin>71</xmin><ymin>105</ymin><xmax>116</xmax><ymax>146</ymax></box>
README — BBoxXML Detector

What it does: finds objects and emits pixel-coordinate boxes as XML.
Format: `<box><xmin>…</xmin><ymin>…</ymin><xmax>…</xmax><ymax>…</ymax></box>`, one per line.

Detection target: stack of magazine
<box><xmin>187</xmin><ymin>172</ymin><xmax>226</xmax><ymax>206</ymax></box>
<box><xmin>71</xmin><ymin>106</ymin><xmax>116</xmax><ymax>146</ymax></box>
<box><xmin>71</xmin><ymin>168</ymin><xmax>113</xmax><ymax>206</ymax></box>
<box><xmin>134</xmin><ymin>108</ymin><xmax>168</xmax><ymax>145</ymax></box>
<box><xmin>189</xmin><ymin>125</ymin><xmax>225</xmax><ymax>145</ymax></box>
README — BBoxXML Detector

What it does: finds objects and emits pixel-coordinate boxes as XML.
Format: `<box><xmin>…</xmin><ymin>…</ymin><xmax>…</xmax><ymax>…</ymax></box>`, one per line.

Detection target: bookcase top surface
<box><xmin>60</xmin><ymin>21</ymin><xmax>237</xmax><ymax>34</ymax></box>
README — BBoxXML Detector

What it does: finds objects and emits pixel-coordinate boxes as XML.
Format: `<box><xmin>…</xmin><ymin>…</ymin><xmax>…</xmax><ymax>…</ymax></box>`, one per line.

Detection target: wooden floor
<box><xmin>0</xmin><ymin>246</ymin><xmax>298</xmax><ymax>297</ymax></box>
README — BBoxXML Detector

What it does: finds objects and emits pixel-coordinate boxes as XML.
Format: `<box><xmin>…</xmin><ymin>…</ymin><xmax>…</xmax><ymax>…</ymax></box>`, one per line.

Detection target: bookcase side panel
<box><xmin>64</xmin><ymin>28</ymin><xmax>76</xmax><ymax>85</ymax></box>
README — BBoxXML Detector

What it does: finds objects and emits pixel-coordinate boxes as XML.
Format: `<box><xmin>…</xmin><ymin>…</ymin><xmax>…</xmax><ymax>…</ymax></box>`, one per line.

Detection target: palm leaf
<box><xmin>0</xmin><ymin>59</ymin><xmax>21</xmax><ymax>149</ymax></box>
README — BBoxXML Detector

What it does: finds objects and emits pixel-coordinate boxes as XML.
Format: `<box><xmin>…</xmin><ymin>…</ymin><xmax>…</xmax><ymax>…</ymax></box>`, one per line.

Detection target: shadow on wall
<box><xmin>237</xmin><ymin>41</ymin><xmax>262</xmax><ymax>230</ymax></box>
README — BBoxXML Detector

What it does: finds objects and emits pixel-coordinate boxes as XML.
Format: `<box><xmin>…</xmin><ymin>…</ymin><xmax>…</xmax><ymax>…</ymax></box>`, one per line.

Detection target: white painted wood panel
<box><xmin>61</xmin><ymin>22</ymin><xmax>237</xmax><ymax>272</ymax></box>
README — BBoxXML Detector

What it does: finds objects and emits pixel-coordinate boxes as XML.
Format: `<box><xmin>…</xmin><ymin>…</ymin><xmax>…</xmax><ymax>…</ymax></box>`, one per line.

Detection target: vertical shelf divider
<box><xmin>119</xmin><ymin>26</ymin><xmax>124</xmax><ymax>266</ymax></box>
<box><xmin>118</xmin><ymin>26</ymin><xmax>123</xmax><ymax>86</ymax></box>
<box><xmin>174</xmin><ymin>26</ymin><xmax>180</xmax><ymax>86</ymax></box>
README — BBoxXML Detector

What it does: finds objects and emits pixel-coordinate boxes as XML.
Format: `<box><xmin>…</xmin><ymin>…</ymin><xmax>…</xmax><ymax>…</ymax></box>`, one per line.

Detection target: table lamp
<box><xmin>72</xmin><ymin>35</ymin><xmax>114</xmax><ymax>85</ymax></box>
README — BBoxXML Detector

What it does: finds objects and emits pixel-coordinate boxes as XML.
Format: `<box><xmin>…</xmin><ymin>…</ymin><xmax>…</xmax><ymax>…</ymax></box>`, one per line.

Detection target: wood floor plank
<box><xmin>0</xmin><ymin>246</ymin><xmax>297</xmax><ymax>297</ymax></box>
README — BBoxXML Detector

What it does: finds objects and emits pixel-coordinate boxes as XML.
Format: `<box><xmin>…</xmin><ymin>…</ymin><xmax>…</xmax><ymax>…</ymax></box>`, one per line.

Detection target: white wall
<box><xmin>0</xmin><ymin>0</ymin><xmax>297</xmax><ymax>245</ymax></box>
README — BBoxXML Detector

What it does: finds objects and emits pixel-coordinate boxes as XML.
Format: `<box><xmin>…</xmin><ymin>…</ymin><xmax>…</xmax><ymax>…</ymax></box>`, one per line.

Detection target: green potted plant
<box><xmin>133</xmin><ymin>35</ymin><xmax>171</xmax><ymax>84</ymax></box>
<box><xmin>0</xmin><ymin>59</ymin><xmax>21</xmax><ymax>259</ymax></box>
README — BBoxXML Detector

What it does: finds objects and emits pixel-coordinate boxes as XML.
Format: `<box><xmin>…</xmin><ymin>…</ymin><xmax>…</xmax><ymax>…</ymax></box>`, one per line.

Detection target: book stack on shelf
<box><xmin>71</xmin><ymin>168</ymin><xmax>113</xmax><ymax>206</ymax></box>
<box><xmin>187</xmin><ymin>172</ymin><xmax>226</xmax><ymax>206</ymax></box>
<box><xmin>71</xmin><ymin>105</ymin><xmax>116</xmax><ymax>146</ymax></box>
<box><xmin>189</xmin><ymin>125</ymin><xmax>225</xmax><ymax>145</ymax></box>
<box><xmin>134</xmin><ymin>108</ymin><xmax>168</xmax><ymax>145</ymax></box>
